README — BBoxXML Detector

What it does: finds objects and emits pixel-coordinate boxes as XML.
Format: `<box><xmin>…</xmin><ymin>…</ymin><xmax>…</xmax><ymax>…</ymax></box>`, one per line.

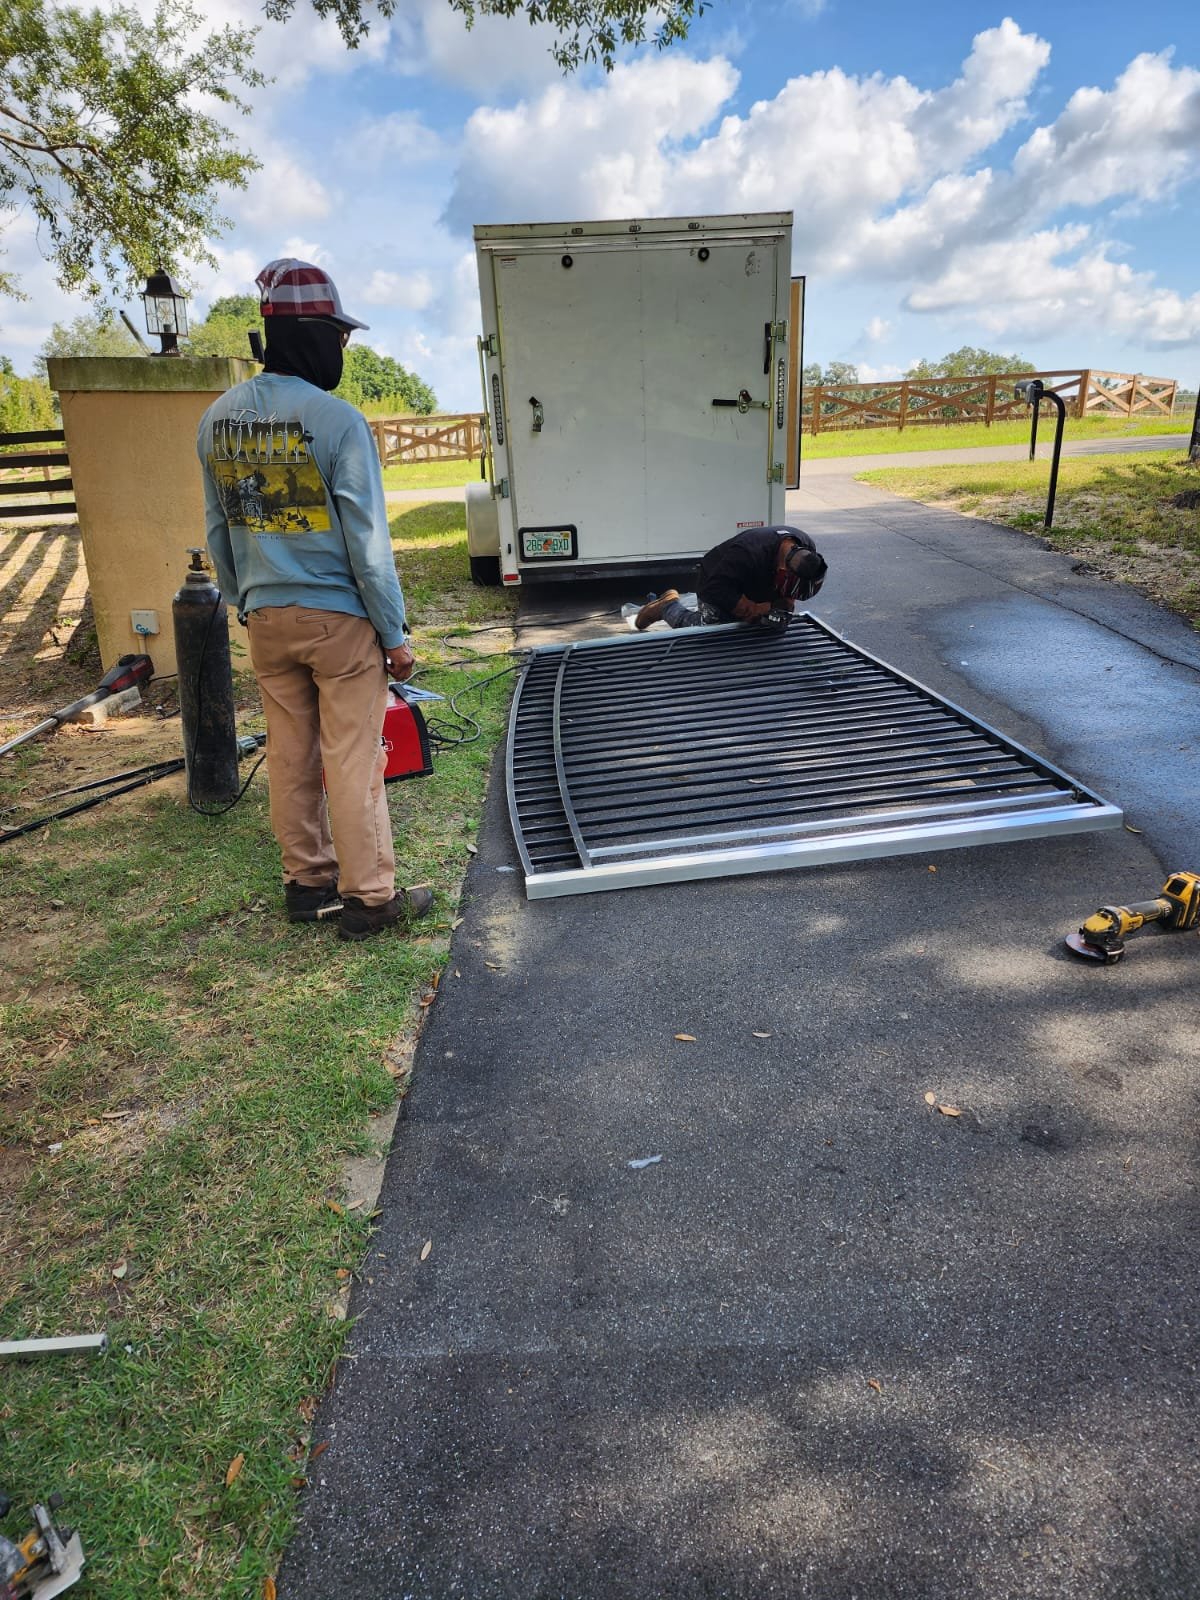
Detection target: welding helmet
<box><xmin>776</xmin><ymin>542</ymin><xmax>827</xmax><ymax>603</ymax></box>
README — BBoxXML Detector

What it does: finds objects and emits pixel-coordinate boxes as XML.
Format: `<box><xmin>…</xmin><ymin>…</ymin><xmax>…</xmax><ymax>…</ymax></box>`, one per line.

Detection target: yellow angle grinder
<box><xmin>1066</xmin><ymin>871</ymin><xmax>1200</xmax><ymax>963</ymax></box>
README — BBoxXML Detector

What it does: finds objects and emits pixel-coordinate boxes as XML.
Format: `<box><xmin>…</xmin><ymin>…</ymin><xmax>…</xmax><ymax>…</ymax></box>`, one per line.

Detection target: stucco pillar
<box><xmin>48</xmin><ymin>355</ymin><xmax>257</xmax><ymax>678</ymax></box>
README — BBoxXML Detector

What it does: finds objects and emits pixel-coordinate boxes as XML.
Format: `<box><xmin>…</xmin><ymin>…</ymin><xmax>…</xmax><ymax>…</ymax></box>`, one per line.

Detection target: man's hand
<box><xmin>385</xmin><ymin>642</ymin><xmax>416</xmax><ymax>682</ymax></box>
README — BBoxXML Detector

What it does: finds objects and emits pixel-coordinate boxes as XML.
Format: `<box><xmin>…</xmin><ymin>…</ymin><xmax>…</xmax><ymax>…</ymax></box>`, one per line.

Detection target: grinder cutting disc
<box><xmin>1065</xmin><ymin>931</ymin><xmax>1122</xmax><ymax>963</ymax></box>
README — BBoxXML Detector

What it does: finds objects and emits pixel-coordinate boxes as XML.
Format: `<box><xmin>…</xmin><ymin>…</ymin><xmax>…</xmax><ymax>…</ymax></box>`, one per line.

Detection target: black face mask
<box><xmin>262</xmin><ymin>316</ymin><xmax>344</xmax><ymax>391</ymax></box>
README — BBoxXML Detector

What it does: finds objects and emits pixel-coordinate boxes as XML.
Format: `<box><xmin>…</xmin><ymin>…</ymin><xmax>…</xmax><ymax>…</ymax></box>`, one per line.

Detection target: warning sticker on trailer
<box><xmin>736</xmin><ymin>520</ymin><xmax>765</xmax><ymax>529</ymax></box>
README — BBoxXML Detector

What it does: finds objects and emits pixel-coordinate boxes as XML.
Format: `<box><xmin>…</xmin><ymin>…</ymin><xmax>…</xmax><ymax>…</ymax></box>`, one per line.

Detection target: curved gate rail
<box><xmin>506</xmin><ymin>616</ymin><xmax>1122</xmax><ymax>899</ymax></box>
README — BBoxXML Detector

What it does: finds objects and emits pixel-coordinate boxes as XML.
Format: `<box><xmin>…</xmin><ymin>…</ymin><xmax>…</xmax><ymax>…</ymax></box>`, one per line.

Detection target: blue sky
<box><xmin>3</xmin><ymin>0</ymin><xmax>1197</xmax><ymax>408</ymax></box>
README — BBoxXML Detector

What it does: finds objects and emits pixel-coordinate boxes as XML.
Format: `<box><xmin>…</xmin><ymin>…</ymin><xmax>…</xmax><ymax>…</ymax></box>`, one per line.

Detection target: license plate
<box><xmin>520</xmin><ymin>525</ymin><xmax>577</xmax><ymax>561</ymax></box>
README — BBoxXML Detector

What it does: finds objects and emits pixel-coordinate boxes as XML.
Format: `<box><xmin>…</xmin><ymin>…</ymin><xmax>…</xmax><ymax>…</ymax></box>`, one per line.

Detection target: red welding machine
<box><xmin>383</xmin><ymin>685</ymin><xmax>434</xmax><ymax>782</ymax></box>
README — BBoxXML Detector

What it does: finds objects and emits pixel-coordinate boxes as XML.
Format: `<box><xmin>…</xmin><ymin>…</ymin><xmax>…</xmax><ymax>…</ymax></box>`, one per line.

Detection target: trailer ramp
<box><xmin>506</xmin><ymin>615</ymin><xmax>1122</xmax><ymax>899</ymax></box>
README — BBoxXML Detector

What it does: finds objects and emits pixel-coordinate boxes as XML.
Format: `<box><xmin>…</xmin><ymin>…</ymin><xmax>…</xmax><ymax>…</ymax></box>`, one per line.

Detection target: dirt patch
<box><xmin>1056</xmin><ymin>539</ymin><xmax>1200</xmax><ymax>616</ymax></box>
<box><xmin>0</xmin><ymin>523</ymin><xmax>95</xmax><ymax>709</ymax></box>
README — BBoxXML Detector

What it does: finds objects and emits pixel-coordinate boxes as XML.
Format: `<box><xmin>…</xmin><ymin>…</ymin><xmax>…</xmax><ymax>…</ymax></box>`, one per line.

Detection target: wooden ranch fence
<box><xmin>801</xmin><ymin>369</ymin><xmax>1178</xmax><ymax>435</ymax></box>
<box><xmin>369</xmin><ymin>413</ymin><xmax>485</xmax><ymax>466</ymax></box>
<box><xmin>0</xmin><ymin>428</ymin><xmax>76</xmax><ymax>519</ymax></box>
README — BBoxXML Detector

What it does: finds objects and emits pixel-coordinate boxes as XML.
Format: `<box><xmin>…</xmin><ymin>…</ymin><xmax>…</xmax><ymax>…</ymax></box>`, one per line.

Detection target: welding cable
<box><xmin>0</xmin><ymin>760</ymin><xmax>186</xmax><ymax>845</ymax></box>
<box><xmin>422</xmin><ymin>661</ymin><xmax>521</xmax><ymax>748</ymax></box>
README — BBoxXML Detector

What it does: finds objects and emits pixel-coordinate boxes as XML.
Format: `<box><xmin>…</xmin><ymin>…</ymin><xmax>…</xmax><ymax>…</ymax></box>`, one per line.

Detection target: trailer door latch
<box><xmin>713</xmin><ymin>389</ymin><xmax>769</xmax><ymax>414</ymax></box>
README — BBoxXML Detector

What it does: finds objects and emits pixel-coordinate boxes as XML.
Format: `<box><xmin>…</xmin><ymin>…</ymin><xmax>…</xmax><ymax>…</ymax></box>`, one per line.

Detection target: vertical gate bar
<box><xmin>551</xmin><ymin>646</ymin><xmax>593</xmax><ymax>870</ymax></box>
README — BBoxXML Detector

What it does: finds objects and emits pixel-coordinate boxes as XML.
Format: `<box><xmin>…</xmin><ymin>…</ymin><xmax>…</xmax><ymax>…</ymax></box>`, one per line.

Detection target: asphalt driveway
<box><xmin>281</xmin><ymin>474</ymin><xmax>1200</xmax><ymax>1599</ymax></box>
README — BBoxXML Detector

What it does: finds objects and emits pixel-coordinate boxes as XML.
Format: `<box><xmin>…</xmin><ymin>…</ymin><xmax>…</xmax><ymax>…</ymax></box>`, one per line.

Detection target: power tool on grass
<box><xmin>0</xmin><ymin>656</ymin><xmax>154</xmax><ymax>758</ymax></box>
<box><xmin>1065</xmin><ymin>871</ymin><xmax>1200</xmax><ymax>963</ymax></box>
<box><xmin>0</xmin><ymin>1494</ymin><xmax>84</xmax><ymax>1599</ymax></box>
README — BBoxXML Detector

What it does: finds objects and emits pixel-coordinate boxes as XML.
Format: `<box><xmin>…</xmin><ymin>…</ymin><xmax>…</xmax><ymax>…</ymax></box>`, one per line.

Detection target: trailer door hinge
<box><xmin>768</xmin><ymin>464</ymin><xmax>784</xmax><ymax>483</ymax></box>
<box><xmin>498</xmin><ymin>477</ymin><xmax>510</xmax><ymax>498</ymax></box>
<box><xmin>771</xmin><ymin>321</ymin><xmax>788</xmax><ymax>342</ymax></box>
<box><xmin>481</xmin><ymin>333</ymin><xmax>498</xmax><ymax>356</ymax></box>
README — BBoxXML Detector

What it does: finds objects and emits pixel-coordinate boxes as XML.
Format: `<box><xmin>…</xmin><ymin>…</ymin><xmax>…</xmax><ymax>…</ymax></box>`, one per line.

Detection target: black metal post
<box><xmin>1189</xmin><ymin>385</ymin><xmax>1200</xmax><ymax>464</ymax></box>
<box><xmin>1044</xmin><ymin>391</ymin><xmax>1067</xmax><ymax>529</ymax></box>
<box><xmin>1029</xmin><ymin>399</ymin><xmax>1039</xmax><ymax>461</ymax></box>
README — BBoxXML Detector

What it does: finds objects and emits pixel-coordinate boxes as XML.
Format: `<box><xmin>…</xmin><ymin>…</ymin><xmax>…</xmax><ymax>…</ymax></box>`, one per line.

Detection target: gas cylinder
<box><xmin>173</xmin><ymin>548</ymin><xmax>239</xmax><ymax>807</ymax></box>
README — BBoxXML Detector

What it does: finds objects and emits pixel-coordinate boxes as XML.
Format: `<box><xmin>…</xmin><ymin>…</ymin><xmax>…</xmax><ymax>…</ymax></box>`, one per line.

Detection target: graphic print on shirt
<box><xmin>207</xmin><ymin>410</ymin><xmax>330</xmax><ymax>533</ymax></box>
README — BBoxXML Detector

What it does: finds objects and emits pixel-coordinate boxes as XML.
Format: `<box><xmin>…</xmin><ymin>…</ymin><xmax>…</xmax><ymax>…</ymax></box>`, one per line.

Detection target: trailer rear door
<box><xmin>640</xmin><ymin>238</ymin><xmax>783</xmax><ymax>555</ymax></box>
<box><xmin>490</xmin><ymin>230</ymin><xmax>787</xmax><ymax>570</ymax></box>
<box><xmin>492</xmin><ymin>247</ymin><xmax>645</xmax><ymax>568</ymax></box>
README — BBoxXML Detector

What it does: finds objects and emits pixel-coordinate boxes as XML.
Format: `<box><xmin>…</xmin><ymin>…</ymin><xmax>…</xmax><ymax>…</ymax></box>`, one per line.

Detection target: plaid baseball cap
<box><xmin>255</xmin><ymin>258</ymin><xmax>369</xmax><ymax>331</ymax></box>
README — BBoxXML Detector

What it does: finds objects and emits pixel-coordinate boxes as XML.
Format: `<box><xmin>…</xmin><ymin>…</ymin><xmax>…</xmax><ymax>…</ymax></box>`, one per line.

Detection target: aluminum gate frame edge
<box><xmin>522</xmin><ymin>799</ymin><xmax>1123</xmax><ymax>899</ymax></box>
<box><xmin>508</xmin><ymin>613</ymin><xmax>1124</xmax><ymax>899</ymax></box>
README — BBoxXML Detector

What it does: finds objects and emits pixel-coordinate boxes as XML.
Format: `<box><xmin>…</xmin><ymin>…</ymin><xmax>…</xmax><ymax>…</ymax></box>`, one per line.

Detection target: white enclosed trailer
<box><xmin>466</xmin><ymin>212</ymin><xmax>804</xmax><ymax>587</ymax></box>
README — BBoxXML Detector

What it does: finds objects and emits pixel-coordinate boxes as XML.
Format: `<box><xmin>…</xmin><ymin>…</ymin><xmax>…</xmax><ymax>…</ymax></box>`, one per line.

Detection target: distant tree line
<box><xmin>3</xmin><ymin>298</ymin><xmax>436</xmax><ymax>433</ymax></box>
<box><xmin>804</xmin><ymin>347</ymin><xmax>1033</xmax><ymax>389</ymax></box>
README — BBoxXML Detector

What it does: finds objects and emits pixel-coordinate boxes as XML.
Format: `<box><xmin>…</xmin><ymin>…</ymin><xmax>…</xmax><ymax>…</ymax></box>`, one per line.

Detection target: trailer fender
<box><xmin>466</xmin><ymin>481</ymin><xmax>502</xmax><ymax>586</ymax></box>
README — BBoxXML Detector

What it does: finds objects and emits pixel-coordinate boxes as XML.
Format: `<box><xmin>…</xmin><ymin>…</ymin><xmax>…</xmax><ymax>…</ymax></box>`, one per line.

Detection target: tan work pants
<box><xmin>245</xmin><ymin>606</ymin><xmax>394</xmax><ymax>905</ymax></box>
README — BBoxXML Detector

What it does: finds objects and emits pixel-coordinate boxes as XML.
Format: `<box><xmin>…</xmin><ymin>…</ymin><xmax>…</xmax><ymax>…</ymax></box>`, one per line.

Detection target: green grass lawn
<box><xmin>381</xmin><ymin>459</ymin><xmax>484</xmax><ymax>492</ymax></box>
<box><xmin>802</xmin><ymin>413</ymin><xmax>1191</xmax><ymax>459</ymax></box>
<box><xmin>0</xmin><ymin>503</ymin><xmax>516</xmax><ymax>1597</ymax></box>
<box><xmin>861</xmin><ymin>449</ymin><xmax>1200</xmax><ymax>627</ymax></box>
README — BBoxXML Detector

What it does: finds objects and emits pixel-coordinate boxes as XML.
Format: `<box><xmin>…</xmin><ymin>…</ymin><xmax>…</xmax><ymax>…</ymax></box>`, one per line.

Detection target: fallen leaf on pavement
<box><xmin>451</xmin><ymin>917</ymin><xmax>464</xmax><ymax>929</ymax></box>
<box><xmin>924</xmin><ymin>1092</ymin><xmax>937</xmax><ymax>1106</ymax></box>
<box><xmin>867</xmin><ymin>1379</ymin><xmax>883</xmax><ymax>1394</ymax></box>
<box><xmin>928</xmin><ymin>865</ymin><xmax>937</xmax><ymax>873</ymax></box>
<box><xmin>1124</xmin><ymin>823</ymin><xmax>1143</xmax><ymax>835</ymax></box>
<box><xmin>937</xmin><ymin>1104</ymin><xmax>962</xmax><ymax>1118</ymax></box>
<box><xmin>752</xmin><ymin>1031</ymin><xmax>772</xmax><ymax>1038</ymax></box>
<box><xmin>675</xmin><ymin>1033</ymin><xmax>697</xmax><ymax>1042</ymax></box>
<box><xmin>484</xmin><ymin>961</ymin><xmax>501</xmax><ymax>970</ymax></box>
<box><xmin>310</xmin><ymin>1441</ymin><xmax>328</xmax><ymax>1462</ymax></box>
<box><xmin>418</xmin><ymin>992</ymin><xmax>436</xmax><ymax>1007</ymax></box>
<box><xmin>466</xmin><ymin>843</ymin><xmax>478</xmax><ymax>854</ymax></box>
<box><xmin>225</xmin><ymin>1453</ymin><xmax>245</xmax><ymax>1487</ymax></box>
<box><xmin>420</xmin><ymin>1239</ymin><xmax>432</xmax><ymax>1261</ymax></box>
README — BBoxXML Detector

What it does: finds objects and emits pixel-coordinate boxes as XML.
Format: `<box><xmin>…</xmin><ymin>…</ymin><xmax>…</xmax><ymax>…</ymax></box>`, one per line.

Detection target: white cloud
<box><xmin>386</xmin><ymin>0</ymin><xmax>564</xmax><ymax>94</ymax></box>
<box><xmin>865</xmin><ymin>316</ymin><xmax>891</xmax><ymax>342</ymax></box>
<box><xmin>447</xmin><ymin>20</ymin><xmax>1047</xmax><ymax>251</ymax></box>
<box><xmin>447</xmin><ymin>53</ymin><xmax>738</xmax><ymax>227</ymax></box>
<box><xmin>908</xmin><ymin>228</ymin><xmax>1200</xmax><ymax>351</ymax></box>
<box><xmin>361</xmin><ymin>269</ymin><xmax>435</xmax><ymax>310</ymax></box>
<box><xmin>338</xmin><ymin>110</ymin><xmax>448</xmax><ymax>167</ymax></box>
<box><xmin>444</xmin><ymin>22</ymin><xmax>1200</xmax><ymax>360</ymax></box>
<box><xmin>233</xmin><ymin>154</ymin><xmax>333</xmax><ymax>226</ymax></box>
<box><xmin>1011</xmin><ymin>49</ymin><xmax>1200</xmax><ymax>213</ymax></box>
<box><xmin>855</xmin><ymin>360</ymin><xmax>906</xmax><ymax>383</ymax></box>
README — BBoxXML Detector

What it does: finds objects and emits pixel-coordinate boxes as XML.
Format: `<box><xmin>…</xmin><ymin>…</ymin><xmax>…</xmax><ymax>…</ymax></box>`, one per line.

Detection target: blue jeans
<box><xmin>662</xmin><ymin>598</ymin><xmax>727</xmax><ymax>629</ymax></box>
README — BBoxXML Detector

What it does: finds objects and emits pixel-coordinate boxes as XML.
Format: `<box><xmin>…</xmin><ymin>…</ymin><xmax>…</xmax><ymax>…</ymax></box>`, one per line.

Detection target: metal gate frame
<box><xmin>506</xmin><ymin>616</ymin><xmax>1123</xmax><ymax>899</ymax></box>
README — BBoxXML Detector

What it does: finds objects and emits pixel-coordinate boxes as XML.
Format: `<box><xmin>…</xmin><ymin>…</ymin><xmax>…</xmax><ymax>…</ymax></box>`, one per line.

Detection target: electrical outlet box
<box><xmin>131</xmin><ymin>609</ymin><xmax>159</xmax><ymax>636</ymax></box>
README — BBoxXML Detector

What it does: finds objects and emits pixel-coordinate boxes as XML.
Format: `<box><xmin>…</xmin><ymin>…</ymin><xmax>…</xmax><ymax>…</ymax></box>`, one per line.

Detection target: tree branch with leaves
<box><xmin>0</xmin><ymin>0</ymin><xmax>262</xmax><ymax>301</ymax></box>
<box><xmin>263</xmin><ymin>0</ymin><xmax>706</xmax><ymax>71</ymax></box>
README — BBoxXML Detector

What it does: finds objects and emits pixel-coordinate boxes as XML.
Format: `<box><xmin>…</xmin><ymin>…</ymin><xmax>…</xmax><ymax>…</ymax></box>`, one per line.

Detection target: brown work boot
<box><xmin>338</xmin><ymin>887</ymin><xmax>435</xmax><ymax>942</ymax></box>
<box><xmin>284</xmin><ymin>878</ymin><xmax>342</xmax><ymax>923</ymax></box>
<box><xmin>635</xmin><ymin>589</ymin><xmax>679</xmax><ymax>630</ymax></box>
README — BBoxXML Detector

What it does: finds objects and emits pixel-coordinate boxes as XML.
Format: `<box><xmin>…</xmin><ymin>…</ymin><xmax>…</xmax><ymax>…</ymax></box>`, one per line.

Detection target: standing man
<box><xmin>634</xmin><ymin>525</ymin><xmax>827</xmax><ymax>630</ymax></box>
<box><xmin>197</xmin><ymin>258</ymin><xmax>432</xmax><ymax>941</ymax></box>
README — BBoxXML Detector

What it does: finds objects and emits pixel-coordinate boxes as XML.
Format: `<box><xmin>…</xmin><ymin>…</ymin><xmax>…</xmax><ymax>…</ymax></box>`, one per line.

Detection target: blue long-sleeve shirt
<box><xmin>197</xmin><ymin>374</ymin><xmax>406</xmax><ymax>647</ymax></box>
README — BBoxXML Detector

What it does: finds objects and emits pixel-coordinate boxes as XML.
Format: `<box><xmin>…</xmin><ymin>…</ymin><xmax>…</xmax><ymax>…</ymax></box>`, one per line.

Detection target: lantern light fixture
<box><xmin>141</xmin><ymin>270</ymin><xmax>189</xmax><ymax>355</ymax></box>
